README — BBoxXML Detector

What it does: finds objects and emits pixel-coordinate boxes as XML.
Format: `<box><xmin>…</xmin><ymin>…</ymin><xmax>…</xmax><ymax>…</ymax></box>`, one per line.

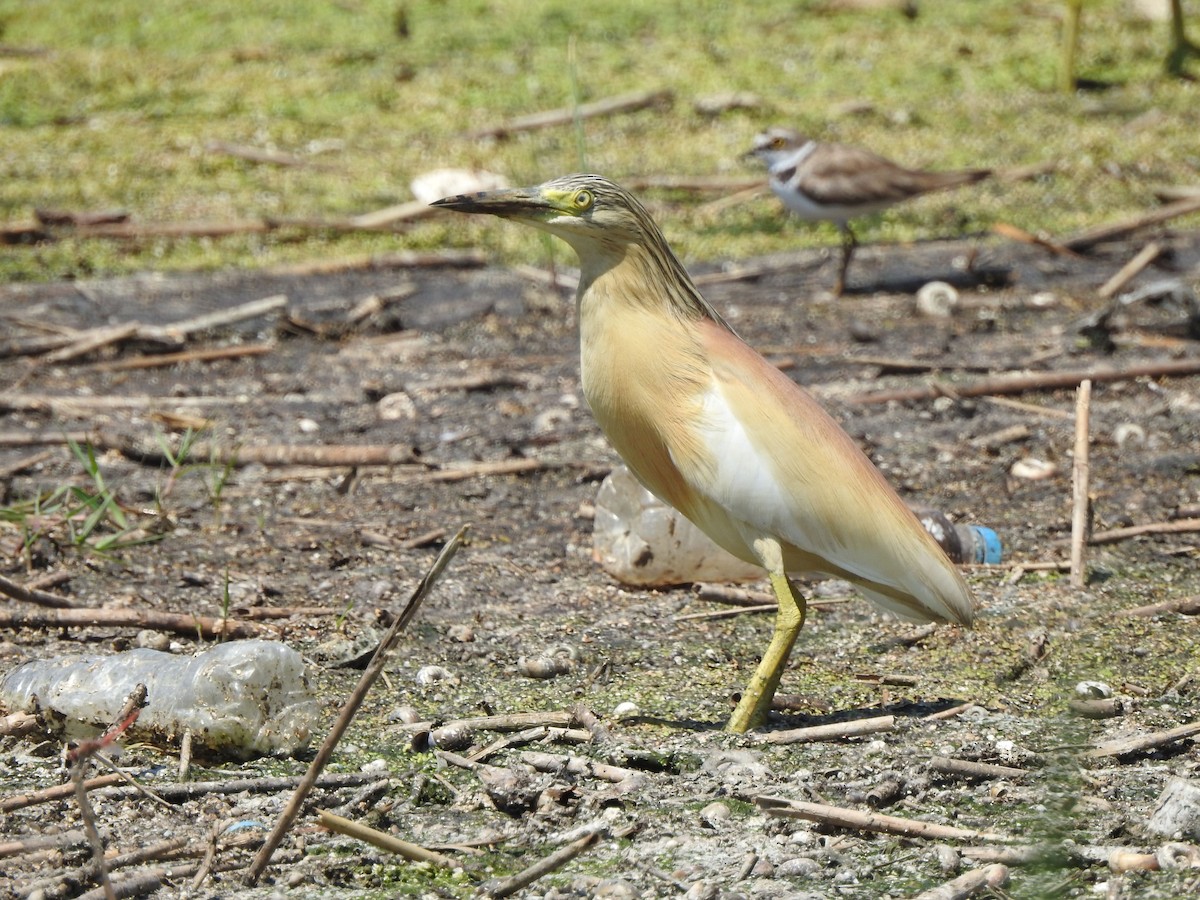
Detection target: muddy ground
<box><xmin>1</xmin><ymin>229</ymin><xmax>1199</xmax><ymax>899</ymax></box>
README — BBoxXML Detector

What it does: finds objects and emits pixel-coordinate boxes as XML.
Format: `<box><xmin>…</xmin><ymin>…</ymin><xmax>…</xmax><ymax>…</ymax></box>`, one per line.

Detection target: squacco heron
<box><xmin>432</xmin><ymin>174</ymin><xmax>975</xmax><ymax>732</ymax></box>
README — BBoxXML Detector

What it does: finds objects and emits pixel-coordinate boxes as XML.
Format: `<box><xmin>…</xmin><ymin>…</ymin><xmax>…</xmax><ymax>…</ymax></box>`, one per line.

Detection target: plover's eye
<box><xmin>573</xmin><ymin>189</ymin><xmax>593</xmax><ymax>210</ymax></box>
<box><xmin>770</xmin><ymin>137</ymin><xmax>785</xmax><ymax>149</ymax></box>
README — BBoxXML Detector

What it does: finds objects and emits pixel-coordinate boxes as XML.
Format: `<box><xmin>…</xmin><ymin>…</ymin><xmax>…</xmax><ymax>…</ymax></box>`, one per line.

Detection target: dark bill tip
<box><xmin>429</xmin><ymin>187</ymin><xmax>547</xmax><ymax>217</ymax></box>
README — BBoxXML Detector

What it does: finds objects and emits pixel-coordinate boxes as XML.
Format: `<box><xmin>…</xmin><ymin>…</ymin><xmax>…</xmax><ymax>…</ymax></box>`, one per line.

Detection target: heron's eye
<box><xmin>573</xmin><ymin>189</ymin><xmax>593</xmax><ymax>210</ymax></box>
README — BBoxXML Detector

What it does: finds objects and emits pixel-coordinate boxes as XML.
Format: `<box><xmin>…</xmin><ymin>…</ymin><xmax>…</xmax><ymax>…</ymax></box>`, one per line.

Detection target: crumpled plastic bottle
<box><xmin>593</xmin><ymin>465</ymin><xmax>1001</xmax><ymax>586</ymax></box>
<box><xmin>592</xmin><ymin>465</ymin><xmax>762</xmax><ymax>586</ymax></box>
<box><xmin>1</xmin><ymin>639</ymin><xmax>320</xmax><ymax>759</ymax></box>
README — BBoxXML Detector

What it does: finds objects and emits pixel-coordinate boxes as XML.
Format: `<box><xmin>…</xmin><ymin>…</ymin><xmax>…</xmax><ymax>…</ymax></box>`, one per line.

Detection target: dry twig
<box><xmin>1096</xmin><ymin>242</ymin><xmax>1163</xmax><ymax>300</ymax></box>
<box><xmin>1117</xmin><ymin>596</ymin><xmax>1200</xmax><ymax>617</ymax></box>
<box><xmin>317</xmin><ymin>810</ymin><xmax>458</xmax><ymax>869</ymax></box>
<box><xmin>1070</xmin><ymin>379</ymin><xmax>1092</xmax><ymax>589</ymax></box>
<box><xmin>1085</xmin><ymin>518</ymin><xmax>1200</xmax><ymax>545</ymax></box>
<box><xmin>756</xmin><ymin>796</ymin><xmax>1010</xmax><ymax>842</ymax></box>
<box><xmin>1085</xmin><ymin>720</ymin><xmax>1200</xmax><ymax>759</ymax></box>
<box><xmin>245</xmin><ymin>526</ymin><xmax>468</xmax><ymax>884</ymax></box>
<box><xmin>928</xmin><ymin>756</ymin><xmax>1030</xmax><ymax>781</ymax></box>
<box><xmin>753</xmin><ymin>715</ymin><xmax>896</xmax><ymax>746</ymax></box>
<box><xmin>468</xmin><ymin>89</ymin><xmax>672</xmax><ymax>139</ymax></box>
<box><xmin>0</xmin><ymin>571</ymin><xmax>80</xmax><ymax>609</ymax></box>
<box><xmin>912</xmin><ymin>863</ymin><xmax>1009</xmax><ymax>900</ymax></box>
<box><xmin>1063</xmin><ymin>194</ymin><xmax>1200</xmax><ymax>251</ymax></box>
<box><xmin>480</xmin><ymin>832</ymin><xmax>602</xmax><ymax>899</ymax></box>
<box><xmin>0</xmin><ymin>606</ymin><xmax>268</xmax><ymax>640</ymax></box>
<box><xmin>848</xmin><ymin>358</ymin><xmax>1200</xmax><ymax>405</ymax></box>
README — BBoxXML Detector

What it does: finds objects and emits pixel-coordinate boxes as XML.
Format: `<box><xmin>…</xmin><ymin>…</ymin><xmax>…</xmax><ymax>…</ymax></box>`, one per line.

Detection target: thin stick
<box><xmin>982</xmin><ymin>396</ymin><xmax>1074</xmax><ymax>420</ymax></box>
<box><xmin>93</xmin><ymin>773</ymin><xmax>377</xmax><ymax>804</ymax></box>
<box><xmin>349</xmin><ymin>200</ymin><xmax>437</xmax><ymax>229</ymax></box>
<box><xmin>675</xmin><ymin>604</ymin><xmax>777</xmax><ymax>623</ymax></box>
<box><xmin>755</xmin><ymin>796</ymin><xmax>1010</xmax><ymax>842</ymax></box>
<box><xmin>0</xmin><ymin>607</ymin><xmax>268</xmax><ymax>640</ymax></box>
<box><xmin>245</xmin><ymin>525</ymin><xmax>468</xmax><ymax>884</ymax></box>
<box><xmin>97</xmin><ymin>432</ymin><xmax>417</xmax><ymax>468</ymax></box>
<box><xmin>317</xmin><ymin>810</ymin><xmax>458</xmax><ymax>869</ymax></box>
<box><xmin>1064</xmin><ymin>194</ymin><xmax>1200</xmax><ymax>251</ymax></box>
<box><xmin>912</xmin><ymin>863</ymin><xmax>1009</xmax><ymax>900</ymax></box>
<box><xmin>1070</xmin><ymin>379</ymin><xmax>1092</xmax><ymax>589</ymax></box>
<box><xmin>0</xmin><ymin>448</ymin><xmax>55</xmax><ymax>478</ymax></box>
<box><xmin>468</xmin><ymin>89</ymin><xmax>671</xmax><ymax>139</ymax></box>
<box><xmin>0</xmin><ymin>829</ymin><xmax>89</xmax><ymax>858</ymax></box>
<box><xmin>1</xmin><ymin>774</ymin><xmax>125</xmax><ymax>813</ymax></box>
<box><xmin>480</xmin><ymin>832</ymin><xmax>601</xmax><ymax>899</ymax></box>
<box><xmin>0</xmin><ymin>571</ymin><xmax>80</xmax><ymax>609</ymax></box>
<box><xmin>205</xmin><ymin>140</ymin><xmax>324</xmax><ymax>169</ymax></box>
<box><xmin>928</xmin><ymin>756</ymin><xmax>1030</xmax><ymax>781</ymax></box>
<box><xmin>518</xmin><ymin>751</ymin><xmax>646</xmax><ymax>787</ymax></box>
<box><xmin>1118</xmin><ymin>596</ymin><xmax>1200</xmax><ymax>617</ymax></box>
<box><xmin>621</xmin><ymin>174</ymin><xmax>763</xmax><ymax>193</ymax></box>
<box><xmin>87</xmin><ymin>343</ymin><xmax>274</xmax><ymax>373</ymax></box>
<box><xmin>692</xmin><ymin>583</ymin><xmax>773</xmax><ymax>607</ymax></box>
<box><xmin>848</xmin><ymin>358</ymin><xmax>1200</xmax><ymax>405</ymax></box>
<box><xmin>1085</xmin><ymin>720</ymin><xmax>1200</xmax><ymax>759</ymax></box>
<box><xmin>42</xmin><ymin>324</ymin><xmax>139</xmax><ymax>364</ymax></box>
<box><xmin>753</xmin><ymin>715</ymin><xmax>896</xmax><ymax>746</ymax></box>
<box><xmin>1085</xmin><ymin>518</ymin><xmax>1200</xmax><ymax>545</ymax></box>
<box><xmin>1097</xmin><ymin>242</ymin><xmax>1162</xmax><ymax>300</ymax></box>
<box><xmin>991</xmin><ymin>222</ymin><xmax>1078</xmax><ymax>257</ymax></box>
<box><xmin>391</xmin><ymin>710</ymin><xmax>577</xmax><ymax>734</ymax></box>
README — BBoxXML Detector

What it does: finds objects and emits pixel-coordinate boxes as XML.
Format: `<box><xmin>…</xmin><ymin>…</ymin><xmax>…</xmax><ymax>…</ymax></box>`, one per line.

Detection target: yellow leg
<box><xmin>726</xmin><ymin>568</ymin><xmax>807</xmax><ymax>732</ymax></box>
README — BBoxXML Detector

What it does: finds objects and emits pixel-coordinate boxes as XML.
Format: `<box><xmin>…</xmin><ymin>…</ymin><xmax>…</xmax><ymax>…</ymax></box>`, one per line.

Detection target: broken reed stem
<box><xmin>1070</xmin><ymin>379</ymin><xmax>1092</xmax><ymax>589</ymax></box>
<box><xmin>1086</xmin><ymin>517</ymin><xmax>1200</xmax><ymax>545</ymax></box>
<box><xmin>912</xmin><ymin>863</ymin><xmax>1009</xmax><ymax>900</ymax></box>
<box><xmin>245</xmin><ymin>525</ymin><xmax>468</xmax><ymax>884</ymax></box>
<box><xmin>1096</xmin><ymin>242</ymin><xmax>1162</xmax><ymax>300</ymax></box>
<box><xmin>848</xmin><ymin>358</ymin><xmax>1200</xmax><ymax>405</ymax></box>
<box><xmin>756</xmin><ymin>796</ymin><xmax>1010</xmax><ymax>842</ymax></box>
<box><xmin>0</xmin><ymin>607</ymin><xmax>269</xmax><ymax>640</ymax></box>
<box><xmin>928</xmin><ymin>756</ymin><xmax>1030</xmax><ymax>781</ymax></box>
<box><xmin>0</xmin><ymin>571</ymin><xmax>79</xmax><ymax>609</ymax></box>
<box><xmin>753</xmin><ymin>715</ymin><xmax>896</xmax><ymax>746</ymax></box>
<box><xmin>1085</xmin><ymin>719</ymin><xmax>1200</xmax><ymax>759</ymax></box>
<box><xmin>481</xmin><ymin>832</ymin><xmax>601</xmax><ymax>899</ymax></box>
<box><xmin>317</xmin><ymin>810</ymin><xmax>458</xmax><ymax>869</ymax></box>
<box><xmin>467</xmin><ymin>88</ymin><xmax>671</xmax><ymax>139</ymax></box>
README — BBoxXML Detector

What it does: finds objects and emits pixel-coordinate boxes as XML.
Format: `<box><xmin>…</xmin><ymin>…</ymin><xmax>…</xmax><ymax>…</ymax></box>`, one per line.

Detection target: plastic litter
<box><xmin>1</xmin><ymin>639</ymin><xmax>319</xmax><ymax>758</ymax></box>
<box><xmin>592</xmin><ymin>464</ymin><xmax>762</xmax><ymax>586</ymax></box>
<box><xmin>593</xmin><ymin>464</ymin><xmax>1001</xmax><ymax>586</ymax></box>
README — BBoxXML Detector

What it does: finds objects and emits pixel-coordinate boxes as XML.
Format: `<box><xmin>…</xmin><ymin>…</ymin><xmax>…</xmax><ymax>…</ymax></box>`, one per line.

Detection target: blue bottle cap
<box><xmin>968</xmin><ymin>526</ymin><xmax>1003</xmax><ymax>564</ymax></box>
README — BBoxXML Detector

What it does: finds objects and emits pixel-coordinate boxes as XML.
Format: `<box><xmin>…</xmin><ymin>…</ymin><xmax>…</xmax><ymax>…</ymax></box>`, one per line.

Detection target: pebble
<box><xmin>135</xmin><ymin>630</ymin><xmax>171</xmax><ymax>650</ymax></box>
<box><xmin>699</xmin><ymin>801</ymin><xmax>731</xmax><ymax>827</ymax></box>
<box><xmin>1010</xmin><ymin>457</ymin><xmax>1058</xmax><ymax>480</ymax></box>
<box><xmin>614</xmin><ymin>701</ymin><xmax>640</xmax><ymax>718</ymax></box>
<box><xmin>776</xmin><ymin>856</ymin><xmax>822</xmax><ymax>876</ymax></box>
<box><xmin>415</xmin><ymin>665</ymin><xmax>458</xmax><ymax>686</ymax></box>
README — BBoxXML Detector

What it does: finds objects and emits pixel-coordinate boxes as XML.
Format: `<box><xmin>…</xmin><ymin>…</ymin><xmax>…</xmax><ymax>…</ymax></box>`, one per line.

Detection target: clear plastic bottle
<box><xmin>593</xmin><ymin>465</ymin><xmax>1001</xmax><ymax>586</ymax></box>
<box><xmin>0</xmin><ymin>639</ymin><xmax>320</xmax><ymax>758</ymax></box>
<box><xmin>592</xmin><ymin>465</ymin><xmax>762</xmax><ymax>586</ymax></box>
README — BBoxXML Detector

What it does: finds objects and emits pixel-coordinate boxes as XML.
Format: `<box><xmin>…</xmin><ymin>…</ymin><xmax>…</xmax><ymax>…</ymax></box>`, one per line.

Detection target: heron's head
<box><xmin>431</xmin><ymin>173</ymin><xmax>657</xmax><ymax>257</ymax></box>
